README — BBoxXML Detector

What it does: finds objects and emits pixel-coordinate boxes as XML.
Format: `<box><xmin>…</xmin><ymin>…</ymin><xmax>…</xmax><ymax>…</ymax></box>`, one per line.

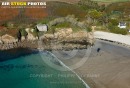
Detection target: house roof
<box><xmin>36</xmin><ymin>24</ymin><xmax>47</xmax><ymax>31</ymax></box>
<box><xmin>119</xmin><ymin>22</ymin><xmax>126</xmax><ymax>26</ymax></box>
<box><xmin>119</xmin><ymin>22</ymin><xmax>126</xmax><ymax>24</ymax></box>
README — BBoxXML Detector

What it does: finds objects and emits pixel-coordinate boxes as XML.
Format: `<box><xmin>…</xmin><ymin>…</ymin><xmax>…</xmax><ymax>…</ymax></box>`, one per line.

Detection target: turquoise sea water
<box><xmin>0</xmin><ymin>49</ymin><xmax>86</xmax><ymax>88</ymax></box>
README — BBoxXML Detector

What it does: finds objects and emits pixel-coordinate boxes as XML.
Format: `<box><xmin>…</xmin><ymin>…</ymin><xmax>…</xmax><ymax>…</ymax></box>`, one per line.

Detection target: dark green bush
<box><xmin>109</xmin><ymin>18</ymin><xmax>119</xmax><ymax>26</ymax></box>
<box><xmin>86</xmin><ymin>27</ymin><xmax>92</xmax><ymax>32</ymax></box>
<box><xmin>20</xmin><ymin>29</ymin><xmax>28</xmax><ymax>37</ymax></box>
<box><xmin>32</xmin><ymin>28</ymin><xmax>39</xmax><ymax>37</ymax></box>
<box><xmin>110</xmin><ymin>27</ymin><xmax>127</xmax><ymax>35</ymax></box>
<box><xmin>54</xmin><ymin>22</ymin><xmax>70</xmax><ymax>28</ymax></box>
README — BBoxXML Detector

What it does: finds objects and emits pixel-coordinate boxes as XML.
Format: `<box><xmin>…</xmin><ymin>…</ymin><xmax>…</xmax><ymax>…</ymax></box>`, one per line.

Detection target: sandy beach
<box><xmin>94</xmin><ymin>31</ymin><xmax>130</xmax><ymax>47</ymax></box>
<box><xmin>52</xmin><ymin>39</ymin><xmax>130</xmax><ymax>88</ymax></box>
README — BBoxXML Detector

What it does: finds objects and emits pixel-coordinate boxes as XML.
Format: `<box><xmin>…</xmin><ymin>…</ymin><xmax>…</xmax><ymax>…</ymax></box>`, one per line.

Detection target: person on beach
<box><xmin>97</xmin><ymin>48</ymin><xmax>102</xmax><ymax>56</ymax></box>
<box><xmin>97</xmin><ymin>48</ymin><xmax>101</xmax><ymax>53</ymax></box>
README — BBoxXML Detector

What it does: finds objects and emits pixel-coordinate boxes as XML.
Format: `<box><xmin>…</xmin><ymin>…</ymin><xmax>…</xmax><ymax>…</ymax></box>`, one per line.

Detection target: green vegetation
<box><xmin>47</xmin><ymin>15</ymin><xmax>90</xmax><ymax>33</ymax></box>
<box><xmin>108</xmin><ymin>18</ymin><xmax>119</xmax><ymax>26</ymax></box>
<box><xmin>110</xmin><ymin>27</ymin><xmax>127</xmax><ymax>35</ymax></box>
<box><xmin>2</xmin><ymin>22</ymin><xmax>15</xmax><ymax>29</ymax></box>
<box><xmin>20</xmin><ymin>29</ymin><xmax>28</xmax><ymax>37</ymax></box>
<box><xmin>86</xmin><ymin>27</ymin><xmax>92</xmax><ymax>32</ymax></box>
<box><xmin>105</xmin><ymin>2</ymin><xmax>130</xmax><ymax>17</ymax></box>
<box><xmin>31</xmin><ymin>28</ymin><xmax>39</xmax><ymax>37</ymax></box>
<box><xmin>108</xmin><ymin>23</ymin><xmax>128</xmax><ymax>35</ymax></box>
<box><xmin>88</xmin><ymin>9</ymin><xmax>103</xmax><ymax>21</ymax></box>
<box><xmin>47</xmin><ymin>1</ymin><xmax>86</xmax><ymax>20</ymax></box>
<box><xmin>0</xmin><ymin>0</ymin><xmax>130</xmax><ymax>37</ymax></box>
<box><xmin>52</xmin><ymin>22</ymin><xmax>70</xmax><ymax>28</ymax></box>
<box><xmin>78</xmin><ymin>0</ymin><xmax>99</xmax><ymax>10</ymax></box>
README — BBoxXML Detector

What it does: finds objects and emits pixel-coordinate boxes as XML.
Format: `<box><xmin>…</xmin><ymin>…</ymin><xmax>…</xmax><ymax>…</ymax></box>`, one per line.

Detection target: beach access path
<box><xmin>94</xmin><ymin>31</ymin><xmax>130</xmax><ymax>46</ymax></box>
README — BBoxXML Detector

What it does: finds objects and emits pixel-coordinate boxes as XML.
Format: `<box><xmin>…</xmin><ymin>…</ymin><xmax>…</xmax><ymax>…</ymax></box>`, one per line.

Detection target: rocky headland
<box><xmin>0</xmin><ymin>28</ymin><xmax>94</xmax><ymax>50</ymax></box>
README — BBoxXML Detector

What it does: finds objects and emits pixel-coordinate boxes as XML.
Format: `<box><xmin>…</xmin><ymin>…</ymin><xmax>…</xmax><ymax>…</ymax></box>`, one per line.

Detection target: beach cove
<box><xmin>53</xmin><ymin>39</ymin><xmax>130</xmax><ymax>88</ymax></box>
<box><xmin>1</xmin><ymin>30</ymin><xmax>130</xmax><ymax>88</ymax></box>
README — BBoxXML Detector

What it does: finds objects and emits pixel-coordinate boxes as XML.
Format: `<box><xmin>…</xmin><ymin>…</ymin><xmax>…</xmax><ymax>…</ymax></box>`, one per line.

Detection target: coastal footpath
<box><xmin>0</xmin><ymin>28</ymin><xmax>94</xmax><ymax>50</ymax></box>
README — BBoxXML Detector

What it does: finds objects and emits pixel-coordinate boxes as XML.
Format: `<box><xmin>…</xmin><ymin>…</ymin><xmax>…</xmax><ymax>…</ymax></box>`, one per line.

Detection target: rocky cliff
<box><xmin>0</xmin><ymin>28</ymin><xmax>94</xmax><ymax>50</ymax></box>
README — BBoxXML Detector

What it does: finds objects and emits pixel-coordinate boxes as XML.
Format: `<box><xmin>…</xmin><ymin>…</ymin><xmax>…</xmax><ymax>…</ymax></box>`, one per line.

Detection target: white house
<box><xmin>118</xmin><ymin>22</ymin><xmax>126</xmax><ymax>29</ymax></box>
<box><xmin>36</xmin><ymin>24</ymin><xmax>48</xmax><ymax>32</ymax></box>
<box><xmin>129</xmin><ymin>29</ymin><xmax>130</xmax><ymax>32</ymax></box>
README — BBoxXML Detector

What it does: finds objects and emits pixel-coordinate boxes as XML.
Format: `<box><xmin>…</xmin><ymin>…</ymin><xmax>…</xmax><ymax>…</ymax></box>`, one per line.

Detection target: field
<box><xmin>0</xmin><ymin>8</ymin><xmax>19</xmax><ymax>22</ymax></box>
<box><xmin>0</xmin><ymin>1</ymin><xmax>87</xmax><ymax>24</ymax></box>
<box><xmin>105</xmin><ymin>1</ymin><xmax>130</xmax><ymax>16</ymax></box>
<box><xmin>0</xmin><ymin>0</ymin><xmax>130</xmax><ymax>24</ymax></box>
<box><xmin>46</xmin><ymin>1</ymin><xmax>86</xmax><ymax>19</ymax></box>
<box><xmin>25</xmin><ymin>8</ymin><xmax>48</xmax><ymax>19</ymax></box>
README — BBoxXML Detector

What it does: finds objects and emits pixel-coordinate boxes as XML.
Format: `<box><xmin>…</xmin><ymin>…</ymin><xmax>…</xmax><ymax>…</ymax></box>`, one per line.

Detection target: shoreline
<box><xmin>1</xmin><ymin>39</ymin><xmax>130</xmax><ymax>88</ymax></box>
<box><xmin>48</xmin><ymin>51</ymin><xmax>90</xmax><ymax>88</ymax></box>
<box><xmin>96</xmin><ymin>38</ymin><xmax>130</xmax><ymax>48</ymax></box>
<box><xmin>94</xmin><ymin>31</ymin><xmax>130</xmax><ymax>48</ymax></box>
<box><xmin>1</xmin><ymin>31</ymin><xmax>130</xmax><ymax>88</ymax></box>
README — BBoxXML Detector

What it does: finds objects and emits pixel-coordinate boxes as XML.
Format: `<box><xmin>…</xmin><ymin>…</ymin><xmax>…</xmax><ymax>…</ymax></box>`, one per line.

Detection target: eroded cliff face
<box><xmin>0</xmin><ymin>28</ymin><xmax>94</xmax><ymax>50</ymax></box>
<box><xmin>53</xmin><ymin>28</ymin><xmax>94</xmax><ymax>45</ymax></box>
<box><xmin>0</xmin><ymin>34</ymin><xmax>18</xmax><ymax>44</ymax></box>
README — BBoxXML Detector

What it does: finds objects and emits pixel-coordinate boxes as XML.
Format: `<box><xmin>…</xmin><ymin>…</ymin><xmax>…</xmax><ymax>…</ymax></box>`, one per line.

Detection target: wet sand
<box><xmin>52</xmin><ymin>39</ymin><xmax>130</xmax><ymax>88</ymax></box>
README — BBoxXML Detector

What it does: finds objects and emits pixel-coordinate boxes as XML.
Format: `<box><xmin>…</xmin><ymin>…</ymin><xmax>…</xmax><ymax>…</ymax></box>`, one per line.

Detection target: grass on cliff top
<box><xmin>46</xmin><ymin>1</ymin><xmax>86</xmax><ymax>19</ymax></box>
<box><xmin>46</xmin><ymin>22</ymin><xmax>83</xmax><ymax>34</ymax></box>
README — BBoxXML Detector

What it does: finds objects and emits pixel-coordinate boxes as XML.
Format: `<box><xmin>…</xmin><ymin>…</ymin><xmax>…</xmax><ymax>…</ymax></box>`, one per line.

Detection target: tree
<box><xmin>20</xmin><ymin>29</ymin><xmax>28</xmax><ymax>37</ymax></box>
<box><xmin>98</xmin><ymin>12</ymin><xmax>109</xmax><ymax>26</ymax></box>
<box><xmin>88</xmin><ymin>9</ymin><xmax>103</xmax><ymax>23</ymax></box>
<box><xmin>17</xmin><ymin>31</ymin><xmax>21</xmax><ymax>41</ymax></box>
<box><xmin>32</xmin><ymin>28</ymin><xmax>39</xmax><ymax>37</ymax></box>
<box><xmin>109</xmin><ymin>18</ymin><xmax>119</xmax><ymax>26</ymax></box>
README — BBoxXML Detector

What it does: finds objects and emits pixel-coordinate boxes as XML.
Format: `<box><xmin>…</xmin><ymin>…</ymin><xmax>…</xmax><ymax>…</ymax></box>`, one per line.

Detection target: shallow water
<box><xmin>0</xmin><ymin>48</ymin><xmax>86</xmax><ymax>88</ymax></box>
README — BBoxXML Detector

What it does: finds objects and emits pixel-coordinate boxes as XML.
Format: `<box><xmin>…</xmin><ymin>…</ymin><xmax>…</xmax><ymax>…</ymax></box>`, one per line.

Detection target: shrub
<box><xmin>48</xmin><ymin>15</ymin><xmax>87</xmax><ymax>30</ymax></box>
<box><xmin>108</xmin><ymin>23</ymin><xmax>114</xmax><ymax>29</ymax></box>
<box><xmin>54</xmin><ymin>22</ymin><xmax>70</xmax><ymax>28</ymax></box>
<box><xmin>109</xmin><ymin>18</ymin><xmax>119</xmax><ymax>26</ymax></box>
<box><xmin>20</xmin><ymin>29</ymin><xmax>28</xmax><ymax>37</ymax></box>
<box><xmin>110</xmin><ymin>27</ymin><xmax>127</xmax><ymax>35</ymax></box>
<box><xmin>32</xmin><ymin>28</ymin><xmax>39</xmax><ymax>37</ymax></box>
<box><xmin>48</xmin><ymin>18</ymin><xmax>66</xmax><ymax>27</ymax></box>
<box><xmin>86</xmin><ymin>27</ymin><xmax>92</xmax><ymax>32</ymax></box>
